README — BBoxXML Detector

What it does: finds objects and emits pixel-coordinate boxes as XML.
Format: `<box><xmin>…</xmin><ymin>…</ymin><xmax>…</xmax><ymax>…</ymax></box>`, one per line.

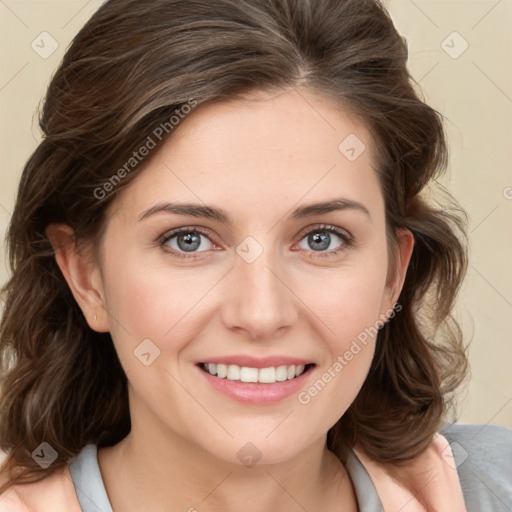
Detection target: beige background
<box><xmin>0</xmin><ymin>1</ymin><xmax>511</xmax><ymax>428</ymax></box>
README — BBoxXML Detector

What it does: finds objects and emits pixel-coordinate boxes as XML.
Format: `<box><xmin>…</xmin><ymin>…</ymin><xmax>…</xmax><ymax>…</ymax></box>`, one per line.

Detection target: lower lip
<box><xmin>196</xmin><ymin>364</ymin><xmax>315</xmax><ymax>405</ymax></box>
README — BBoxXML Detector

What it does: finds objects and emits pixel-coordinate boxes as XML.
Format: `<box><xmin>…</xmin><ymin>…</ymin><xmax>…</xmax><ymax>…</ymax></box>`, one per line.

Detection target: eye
<box><xmin>295</xmin><ymin>224</ymin><xmax>353</xmax><ymax>258</ymax></box>
<box><xmin>160</xmin><ymin>227</ymin><xmax>216</xmax><ymax>259</ymax></box>
<box><xmin>159</xmin><ymin>224</ymin><xmax>353</xmax><ymax>261</ymax></box>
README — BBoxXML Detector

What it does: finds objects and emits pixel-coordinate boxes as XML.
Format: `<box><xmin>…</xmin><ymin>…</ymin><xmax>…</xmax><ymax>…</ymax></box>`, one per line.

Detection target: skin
<box><xmin>47</xmin><ymin>87</ymin><xmax>414</xmax><ymax>512</ymax></box>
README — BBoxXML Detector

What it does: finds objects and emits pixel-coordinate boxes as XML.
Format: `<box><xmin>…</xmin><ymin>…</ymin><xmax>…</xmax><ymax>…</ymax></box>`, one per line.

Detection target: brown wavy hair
<box><xmin>0</xmin><ymin>0</ymin><xmax>468</xmax><ymax>493</ymax></box>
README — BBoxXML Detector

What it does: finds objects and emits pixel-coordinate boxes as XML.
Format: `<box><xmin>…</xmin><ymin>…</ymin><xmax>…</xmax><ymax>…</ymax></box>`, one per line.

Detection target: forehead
<box><xmin>111</xmin><ymin>88</ymin><xmax>383</xmax><ymax>224</ymax></box>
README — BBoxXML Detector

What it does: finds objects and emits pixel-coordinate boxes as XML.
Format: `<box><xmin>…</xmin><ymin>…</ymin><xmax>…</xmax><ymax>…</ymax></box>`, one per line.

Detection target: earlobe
<box><xmin>45</xmin><ymin>223</ymin><xmax>109</xmax><ymax>332</ymax></box>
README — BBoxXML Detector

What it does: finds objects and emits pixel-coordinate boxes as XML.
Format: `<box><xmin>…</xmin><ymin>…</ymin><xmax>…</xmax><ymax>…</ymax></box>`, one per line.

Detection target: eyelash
<box><xmin>159</xmin><ymin>224</ymin><xmax>354</xmax><ymax>261</ymax></box>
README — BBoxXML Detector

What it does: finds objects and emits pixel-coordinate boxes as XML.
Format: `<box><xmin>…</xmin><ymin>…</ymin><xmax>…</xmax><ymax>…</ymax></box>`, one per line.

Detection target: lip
<box><xmin>196</xmin><ymin>355</ymin><xmax>314</xmax><ymax>368</ymax></box>
<box><xmin>195</xmin><ymin>363</ymin><xmax>316</xmax><ymax>405</ymax></box>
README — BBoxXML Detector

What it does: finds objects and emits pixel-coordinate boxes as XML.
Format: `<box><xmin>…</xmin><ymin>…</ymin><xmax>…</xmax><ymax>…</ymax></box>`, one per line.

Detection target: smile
<box><xmin>200</xmin><ymin>362</ymin><xmax>312</xmax><ymax>383</ymax></box>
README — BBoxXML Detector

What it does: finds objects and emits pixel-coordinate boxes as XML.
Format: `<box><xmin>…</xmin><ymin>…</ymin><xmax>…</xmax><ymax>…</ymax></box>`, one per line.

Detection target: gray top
<box><xmin>69</xmin><ymin>423</ymin><xmax>512</xmax><ymax>511</ymax></box>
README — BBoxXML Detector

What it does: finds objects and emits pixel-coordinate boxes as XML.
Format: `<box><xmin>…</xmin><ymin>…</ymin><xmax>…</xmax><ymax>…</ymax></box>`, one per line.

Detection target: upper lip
<box><xmin>197</xmin><ymin>355</ymin><xmax>314</xmax><ymax>369</ymax></box>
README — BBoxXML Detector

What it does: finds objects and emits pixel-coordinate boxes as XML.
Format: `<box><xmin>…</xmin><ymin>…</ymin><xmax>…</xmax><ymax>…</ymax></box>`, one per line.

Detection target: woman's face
<box><xmin>75</xmin><ymin>88</ymin><xmax>413</xmax><ymax>465</ymax></box>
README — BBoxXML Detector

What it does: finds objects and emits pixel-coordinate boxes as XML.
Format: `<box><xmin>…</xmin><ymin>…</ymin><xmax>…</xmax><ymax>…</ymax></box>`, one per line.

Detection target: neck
<box><xmin>98</xmin><ymin>417</ymin><xmax>357</xmax><ymax>512</ymax></box>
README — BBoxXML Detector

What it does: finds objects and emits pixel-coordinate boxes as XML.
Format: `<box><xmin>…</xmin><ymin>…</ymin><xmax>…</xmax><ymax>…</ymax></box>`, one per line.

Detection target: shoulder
<box><xmin>351</xmin><ymin>422</ymin><xmax>511</xmax><ymax>512</ymax></box>
<box><xmin>0</xmin><ymin>449</ymin><xmax>81</xmax><ymax>512</ymax></box>
<box><xmin>440</xmin><ymin>422</ymin><xmax>512</xmax><ymax>512</ymax></box>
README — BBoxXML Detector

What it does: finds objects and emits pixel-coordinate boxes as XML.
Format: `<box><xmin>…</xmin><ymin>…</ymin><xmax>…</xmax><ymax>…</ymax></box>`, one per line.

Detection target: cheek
<box><xmin>299</xmin><ymin>257</ymin><xmax>389</xmax><ymax>345</ymax></box>
<box><xmin>101</xmin><ymin>254</ymin><xmax>221</xmax><ymax>365</ymax></box>
<box><xmin>292</xmin><ymin>251</ymin><xmax>388</xmax><ymax>406</ymax></box>
<box><xmin>294</xmin><ymin>268</ymin><xmax>385</xmax><ymax>426</ymax></box>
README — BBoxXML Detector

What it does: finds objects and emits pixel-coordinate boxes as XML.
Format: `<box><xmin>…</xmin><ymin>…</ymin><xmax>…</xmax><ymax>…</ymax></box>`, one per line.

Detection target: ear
<box><xmin>45</xmin><ymin>223</ymin><xmax>110</xmax><ymax>332</ymax></box>
<box><xmin>381</xmin><ymin>227</ymin><xmax>415</xmax><ymax>315</ymax></box>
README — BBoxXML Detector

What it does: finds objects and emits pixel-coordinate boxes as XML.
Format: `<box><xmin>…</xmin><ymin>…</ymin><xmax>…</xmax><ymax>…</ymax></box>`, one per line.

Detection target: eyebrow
<box><xmin>137</xmin><ymin>197</ymin><xmax>371</xmax><ymax>224</ymax></box>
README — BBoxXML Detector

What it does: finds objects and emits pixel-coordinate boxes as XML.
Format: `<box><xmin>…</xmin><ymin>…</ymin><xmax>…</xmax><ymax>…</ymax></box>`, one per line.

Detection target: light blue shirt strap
<box><xmin>345</xmin><ymin>450</ymin><xmax>384</xmax><ymax>511</ymax></box>
<box><xmin>68</xmin><ymin>444</ymin><xmax>113</xmax><ymax>512</ymax></box>
<box><xmin>440</xmin><ymin>422</ymin><xmax>512</xmax><ymax>512</ymax></box>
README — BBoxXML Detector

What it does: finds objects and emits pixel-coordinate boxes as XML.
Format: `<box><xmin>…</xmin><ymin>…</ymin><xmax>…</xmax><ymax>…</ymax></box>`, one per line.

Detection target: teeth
<box><xmin>227</xmin><ymin>365</ymin><xmax>240</xmax><ymax>380</ymax></box>
<box><xmin>275</xmin><ymin>365</ymin><xmax>288</xmax><ymax>381</ymax></box>
<box><xmin>258</xmin><ymin>367</ymin><xmax>276</xmax><ymax>383</ymax></box>
<box><xmin>216</xmin><ymin>364</ymin><xmax>227</xmax><ymax>378</ymax></box>
<box><xmin>240</xmin><ymin>366</ymin><xmax>259</xmax><ymax>383</ymax></box>
<box><xmin>202</xmin><ymin>363</ymin><xmax>308</xmax><ymax>383</ymax></box>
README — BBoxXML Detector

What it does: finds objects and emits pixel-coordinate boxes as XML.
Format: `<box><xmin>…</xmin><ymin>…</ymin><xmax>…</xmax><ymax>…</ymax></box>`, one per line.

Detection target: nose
<box><xmin>220</xmin><ymin>244</ymin><xmax>298</xmax><ymax>341</ymax></box>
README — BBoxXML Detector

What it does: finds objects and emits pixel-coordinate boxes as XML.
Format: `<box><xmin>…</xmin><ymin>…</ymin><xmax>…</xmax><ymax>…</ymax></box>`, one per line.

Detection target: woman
<box><xmin>0</xmin><ymin>0</ymin><xmax>510</xmax><ymax>510</ymax></box>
